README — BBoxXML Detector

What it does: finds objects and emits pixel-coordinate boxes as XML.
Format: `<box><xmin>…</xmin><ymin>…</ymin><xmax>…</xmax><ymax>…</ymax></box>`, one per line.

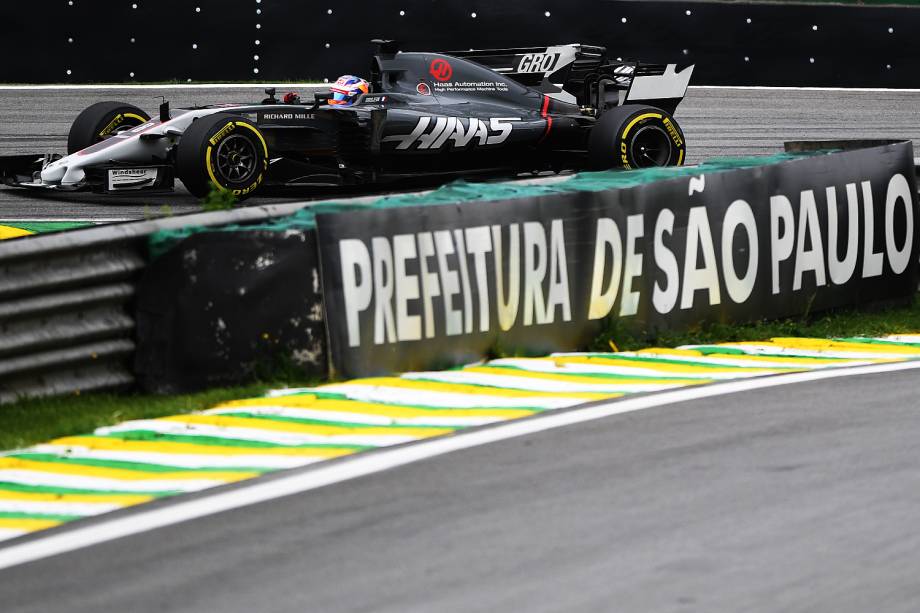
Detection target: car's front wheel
<box><xmin>588</xmin><ymin>105</ymin><xmax>686</xmax><ymax>170</ymax></box>
<box><xmin>176</xmin><ymin>113</ymin><xmax>268</xmax><ymax>200</ymax></box>
<box><xmin>67</xmin><ymin>101</ymin><xmax>150</xmax><ymax>154</ymax></box>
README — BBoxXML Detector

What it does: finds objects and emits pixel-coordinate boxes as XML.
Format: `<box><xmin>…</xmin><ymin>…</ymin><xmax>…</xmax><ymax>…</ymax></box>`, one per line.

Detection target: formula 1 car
<box><xmin>0</xmin><ymin>41</ymin><xmax>693</xmax><ymax>200</ymax></box>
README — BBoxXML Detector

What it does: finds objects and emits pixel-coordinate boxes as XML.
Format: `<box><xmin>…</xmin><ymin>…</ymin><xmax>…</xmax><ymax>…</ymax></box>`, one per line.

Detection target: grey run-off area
<box><xmin>1</xmin><ymin>85</ymin><xmax>919</xmax><ymax>220</ymax></box>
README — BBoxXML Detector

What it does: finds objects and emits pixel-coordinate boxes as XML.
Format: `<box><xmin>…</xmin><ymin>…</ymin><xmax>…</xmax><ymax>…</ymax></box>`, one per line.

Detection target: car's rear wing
<box><xmin>622</xmin><ymin>63</ymin><xmax>694</xmax><ymax>115</ymax></box>
<box><xmin>444</xmin><ymin>44</ymin><xmax>693</xmax><ymax>115</ymax></box>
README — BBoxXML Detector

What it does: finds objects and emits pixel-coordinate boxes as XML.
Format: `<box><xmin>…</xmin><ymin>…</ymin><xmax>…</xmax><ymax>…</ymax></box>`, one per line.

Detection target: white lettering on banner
<box><xmin>393</xmin><ymin>234</ymin><xmax>421</xmax><ymax>342</ymax></box>
<box><xmin>793</xmin><ymin>190</ymin><xmax>827</xmax><ymax>291</ymax></box>
<box><xmin>494</xmin><ymin>224</ymin><xmax>521</xmax><ymax>332</ymax></box>
<box><xmin>333</xmin><ymin>172</ymin><xmax>915</xmax><ymax>347</ymax></box>
<box><xmin>861</xmin><ymin>181</ymin><xmax>885</xmax><ymax>278</ymax></box>
<box><xmin>465</xmin><ymin>226</ymin><xmax>493</xmax><ymax>333</ymax></box>
<box><xmin>434</xmin><ymin>231</ymin><xmax>462</xmax><ymax>336</ymax></box>
<box><xmin>523</xmin><ymin>222</ymin><xmax>548</xmax><ymax>326</ymax></box>
<box><xmin>588</xmin><ymin>218</ymin><xmax>623</xmax><ymax>321</ymax></box>
<box><xmin>340</xmin><ymin>239</ymin><xmax>372</xmax><ymax>347</ymax></box>
<box><xmin>827</xmin><ymin>184</ymin><xmax>859</xmax><ymax>286</ymax></box>
<box><xmin>338</xmin><ymin>221</ymin><xmax>570</xmax><ymax>346</ymax></box>
<box><xmin>721</xmin><ymin>199</ymin><xmax>758</xmax><ymax>304</ymax></box>
<box><xmin>620</xmin><ymin>215</ymin><xmax>644</xmax><ymax>317</ymax></box>
<box><xmin>770</xmin><ymin>195</ymin><xmax>795</xmax><ymax>295</ymax></box>
<box><xmin>418</xmin><ymin>232</ymin><xmax>440</xmax><ymax>338</ymax></box>
<box><xmin>547</xmin><ymin>220</ymin><xmax>572</xmax><ymax>324</ymax></box>
<box><xmin>453</xmin><ymin>229</ymin><xmax>474</xmax><ymax>334</ymax></box>
<box><xmin>688</xmin><ymin>175</ymin><xmax>706</xmax><ymax>196</ymax></box>
<box><xmin>885</xmin><ymin>173</ymin><xmax>913</xmax><ymax>275</ymax></box>
<box><xmin>680</xmin><ymin>207</ymin><xmax>721</xmax><ymax>309</ymax></box>
<box><xmin>372</xmin><ymin>237</ymin><xmax>396</xmax><ymax>345</ymax></box>
<box><xmin>768</xmin><ymin>175</ymin><xmax>913</xmax><ymax>295</ymax></box>
<box><xmin>652</xmin><ymin>210</ymin><xmax>680</xmax><ymax>314</ymax></box>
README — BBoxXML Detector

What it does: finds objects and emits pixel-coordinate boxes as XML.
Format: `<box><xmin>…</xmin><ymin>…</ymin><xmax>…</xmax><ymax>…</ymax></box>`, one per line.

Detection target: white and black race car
<box><xmin>0</xmin><ymin>41</ymin><xmax>693</xmax><ymax>199</ymax></box>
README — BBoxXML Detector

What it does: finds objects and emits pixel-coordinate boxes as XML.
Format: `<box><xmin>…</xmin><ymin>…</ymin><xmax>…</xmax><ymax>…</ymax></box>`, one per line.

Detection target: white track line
<box><xmin>1</xmin><ymin>359</ymin><xmax>919</xmax><ymax>570</ymax></box>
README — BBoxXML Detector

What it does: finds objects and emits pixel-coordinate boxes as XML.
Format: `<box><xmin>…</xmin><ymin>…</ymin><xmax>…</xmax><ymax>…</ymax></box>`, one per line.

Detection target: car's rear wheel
<box><xmin>588</xmin><ymin>105</ymin><xmax>686</xmax><ymax>170</ymax></box>
<box><xmin>176</xmin><ymin>113</ymin><xmax>268</xmax><ymax>200</ymax></box>
<box><xmin>67</xmin><ymin>101</ymin><xmax>150</xmax><ymax>154</ymax></box>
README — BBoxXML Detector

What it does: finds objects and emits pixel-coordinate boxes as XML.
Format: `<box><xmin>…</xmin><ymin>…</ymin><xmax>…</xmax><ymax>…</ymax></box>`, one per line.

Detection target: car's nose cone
<box><xmin>40</xmin><ymin>163</ymin><xmax>66</xmax><ymax>183</ymax></box>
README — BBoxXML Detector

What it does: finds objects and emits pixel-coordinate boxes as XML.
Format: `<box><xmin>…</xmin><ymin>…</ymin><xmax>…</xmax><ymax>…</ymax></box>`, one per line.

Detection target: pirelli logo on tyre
<box><xmin>99</xmin><ymin>114</ymin><xmax>125</xmax><ymax>138</ymax></box>
<box><xmin>662</xmin><ymin>117</ymin><xmax>683</xmax><ymax>147</ymax></box>
<box><xmin>209</xmin><ymin>122</ymin><xmax>237</xmax><ymax>146</ymax></box>
<box><xmin>98</xmin><ymin>112</ymin><xmax>147</xmax><ymax>138</ymax></box>
<box><xmin>233</xmin><ymin>174</ymin><xmax>264</xmax><ymax>197</ymax></box>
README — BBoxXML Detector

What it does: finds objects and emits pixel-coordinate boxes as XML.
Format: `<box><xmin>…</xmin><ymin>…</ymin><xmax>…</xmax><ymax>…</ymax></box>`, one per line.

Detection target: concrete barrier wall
<box><xmin>132</xmin><ymin>142</ymin><xmax>919</xmax><ymax>386</ymax></box>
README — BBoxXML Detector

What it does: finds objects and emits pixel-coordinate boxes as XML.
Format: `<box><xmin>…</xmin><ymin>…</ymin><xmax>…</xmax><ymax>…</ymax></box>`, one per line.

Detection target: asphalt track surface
<box><xmin>2</xmin><ymin>367</ymin><xmax>920</xmax><ymax>612</ymax></box>
<box><xmin>1</xmin><ymin>85</ymin><xmax>920</xmax><ymax>220</ymax></box>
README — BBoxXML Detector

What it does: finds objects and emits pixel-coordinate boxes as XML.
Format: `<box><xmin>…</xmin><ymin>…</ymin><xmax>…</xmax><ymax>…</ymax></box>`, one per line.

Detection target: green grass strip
<box><xmin>0</xmin><ymin>511</ymin><xmax>82</xmax><ymax>522</ymax></box>
<box><xmin>214</xmin><ymin>412</ymin><xmax>461</xmax><ymax>431</ymax></box>
<box><xmin>0</xmin><ymin>382</ymin><xmax>316</xmax><ymax>453</ymax></box>
<box><xmin>6</xmin><ymin>453</ymin><xmax>271</xmax><ymax>475</ymax></box>
<box><xmin>89</xmin><ymin>431</ymin><xmax>371</xmax><ymax>451</ymax></box>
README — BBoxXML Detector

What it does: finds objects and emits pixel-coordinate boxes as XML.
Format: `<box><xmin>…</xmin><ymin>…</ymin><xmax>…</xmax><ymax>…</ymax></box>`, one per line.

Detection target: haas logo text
<box><xmin>383</xmin><ymin>117</ymin><xmax>519</xmax><ymax>150</ymax></box>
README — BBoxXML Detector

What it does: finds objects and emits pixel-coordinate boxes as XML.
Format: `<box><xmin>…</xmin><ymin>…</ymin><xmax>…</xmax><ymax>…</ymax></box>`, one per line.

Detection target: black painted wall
<box><xmin>2</xmin><ymin>0</ymin><xmax>918</xmax><ymax>86</ymax></box>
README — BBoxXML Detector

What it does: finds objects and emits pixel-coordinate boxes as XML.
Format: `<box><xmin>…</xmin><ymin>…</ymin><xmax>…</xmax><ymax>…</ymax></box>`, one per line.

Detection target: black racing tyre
<box><xmin>588</xmin><ymin>105</ymin><xmax>686</xmax><ymax>170</ymax></box>
<box><xmin>67</xmin><ymin>101</ymin><xmax>150</xmax><ymax>154</ymax></box>
<box><xmin>176</xmin><ymin>113</ymin><xmax>268</xmax><ymax>200</ymax></box>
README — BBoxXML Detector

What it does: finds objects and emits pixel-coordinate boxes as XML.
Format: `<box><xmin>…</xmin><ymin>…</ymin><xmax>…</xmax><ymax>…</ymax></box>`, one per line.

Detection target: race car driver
<box><xmin>283</xmin><ymin>75</ymin><xmax>369</xmax><ymax>107</ymax></box>
<box><xmin>328</xmin><ymin>75</ymin><xmax>370</xmax><ymax>106</ymax></box>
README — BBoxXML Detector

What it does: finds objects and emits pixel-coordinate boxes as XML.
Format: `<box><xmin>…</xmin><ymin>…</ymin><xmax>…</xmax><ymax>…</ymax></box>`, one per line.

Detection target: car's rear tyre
<box><xmin>176</xmin><ymin>113</ymin><xmax>268</xmax><ymax>200</ymax></box>
<box><xmin>67</xmin><ymin>101</ymin><xmax>150</xmax><ymax>154</ymax></box>
<box><xmin>588</xmin><ymin>105</ymin><xmax>686</xmax><ymax>170</ymax></box>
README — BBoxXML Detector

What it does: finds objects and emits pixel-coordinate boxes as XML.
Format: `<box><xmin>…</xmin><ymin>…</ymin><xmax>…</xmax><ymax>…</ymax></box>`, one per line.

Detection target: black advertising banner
<box><xmin>316</xmin><ymin>142</ymin><xmax>918</xmax><ymax>378</ymax></box>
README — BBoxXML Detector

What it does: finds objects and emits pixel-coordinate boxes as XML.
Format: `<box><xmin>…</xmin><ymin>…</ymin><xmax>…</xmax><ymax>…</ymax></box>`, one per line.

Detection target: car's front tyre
<box><xmin>588</xmin><ymin>105</ymin><xmax>686</xmax><ymax>170</ymax></box>
<box><xmin>176</xmin><ymin>113</ymin><xmax>268</xmax><ymax>200</ymax></box>
<box><xmin>67</xmin><ymin>101</ymin><xmax>150</xmax><ymax>154</ymax></box>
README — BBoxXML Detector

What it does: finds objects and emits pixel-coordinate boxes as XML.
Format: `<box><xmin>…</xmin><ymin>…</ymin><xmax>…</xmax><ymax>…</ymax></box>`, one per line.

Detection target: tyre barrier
<box><xmin>0</xmin><ymin>141</ymin><xmax>917</xmax><ymax>401</ymax></box>
<box><xmin>0</xmin><ymin>202</ymin><xmax>317</xmax><ymax>404</ymax></box>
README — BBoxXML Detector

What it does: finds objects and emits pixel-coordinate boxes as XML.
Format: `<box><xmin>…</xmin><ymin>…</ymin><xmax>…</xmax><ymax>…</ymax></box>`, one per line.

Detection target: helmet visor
<box><xmin>330</xmin><ymin>90</ymin><xmax>354</xmax><ymax>105</ymax></box>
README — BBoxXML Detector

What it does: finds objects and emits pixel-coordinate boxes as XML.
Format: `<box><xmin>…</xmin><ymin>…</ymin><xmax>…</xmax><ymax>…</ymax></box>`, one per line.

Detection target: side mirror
<box><xmin>159</xmin><ymin>100</ymin><xmax>170</xmax><ymax>122</ymax></box>
<box><xmin>263</xmin><ymin>87</ymin><xmax>278</xmax><ymax>104</ymax></box>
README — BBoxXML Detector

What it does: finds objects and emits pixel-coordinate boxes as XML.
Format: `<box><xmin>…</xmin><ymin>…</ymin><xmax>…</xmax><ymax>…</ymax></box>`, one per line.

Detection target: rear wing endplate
<box><xmin>625</xmin><ymin>64</ymin><xmax>694</xmax><ymax>114</ymax></box>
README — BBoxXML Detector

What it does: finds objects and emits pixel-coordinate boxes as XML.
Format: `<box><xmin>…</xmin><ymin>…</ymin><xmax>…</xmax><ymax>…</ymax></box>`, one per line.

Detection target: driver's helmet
<box><xmin>329</xmin><ymin>75</ymin><xmax>370</xmax><ymax>106</ymax></box>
